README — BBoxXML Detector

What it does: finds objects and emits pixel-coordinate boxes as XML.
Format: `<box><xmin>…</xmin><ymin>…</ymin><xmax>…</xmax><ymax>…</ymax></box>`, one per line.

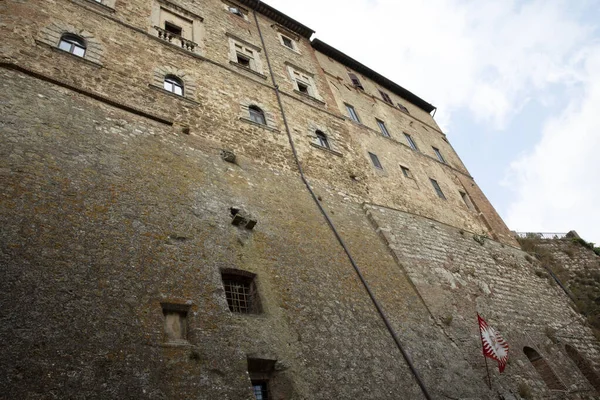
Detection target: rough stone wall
<box><xmin>366</xmin><ymin>204</ymin><xmax>600</xmax><ymax>398</ymax></box>
<box><xmin>0</xmin><ymin>0</ymin><xmax>596</xmax><ymax>399</ymax></box>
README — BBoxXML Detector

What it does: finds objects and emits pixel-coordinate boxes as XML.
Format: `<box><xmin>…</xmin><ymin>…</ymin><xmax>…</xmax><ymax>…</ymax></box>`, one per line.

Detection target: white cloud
<box><xmin>505</xmin><ymin>47</ymin><xmax>600</xmax><ymax>244</ymax></box>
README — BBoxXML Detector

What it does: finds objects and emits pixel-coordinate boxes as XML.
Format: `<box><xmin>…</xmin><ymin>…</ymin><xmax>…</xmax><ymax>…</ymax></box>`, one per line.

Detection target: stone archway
<box><xmin>566</xmin><ymin>344</ymin><xmax>600</xmax><ymax>393</ymax></box>
<box><xmin>523</xmin><ymin>346</ymin><xmax>565</xmax><ymax>390</ymax></box>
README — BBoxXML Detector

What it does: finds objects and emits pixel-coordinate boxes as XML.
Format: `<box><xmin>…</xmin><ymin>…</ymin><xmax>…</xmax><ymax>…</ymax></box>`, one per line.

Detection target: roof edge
<box><xmin>236</xmin><ymin>0</ymin><xmax>315</xmax><ymax>39</ymax></box>
<box><xmin>311</xmin><ymin>39</ymin><xmax>436</xmax><ymax>114</ymax></box>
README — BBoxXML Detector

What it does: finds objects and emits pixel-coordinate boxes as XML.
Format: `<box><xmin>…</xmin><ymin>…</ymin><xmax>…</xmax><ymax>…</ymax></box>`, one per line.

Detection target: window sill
<box><xmin>310</xmin><ymin>142</ymin><xmax>342</xmax><ymax>157</ymax></box>
<box><xmin>148</xmin><ymin>84</ymin><xmax>199</xmax><ymax>104</ymax></box>
<box><xmin>161</xmin><ymin>340</ymin><xmax>192</xmax><ymax>348</ymax></box>
<box><xmin>229</xmin><ymin>61</ymin><xmax>267</xmax><ymax>79</ymax></box>
<box><xmin>36</xmin><ymin>40</ymin><xmax>104</xmax><ymax>68</ymax></box>
<box><xmin>71</xmin><ymin>0</ymin><xmax>115</xmax><ymax>13</ymax></box>
<box><xmin>239</xmin><ymin>117</ymin><xmax>279</xmax><ymax>132</ymax></box>
<box><xmin>281</xmin><ymin>44</ymin><xmax>302</xmax><ymax>55</ymax></box>
<box><xmin>293</xmin><ymin>89</ymin><xmax>325</xmax><ymax>105</ymax></box>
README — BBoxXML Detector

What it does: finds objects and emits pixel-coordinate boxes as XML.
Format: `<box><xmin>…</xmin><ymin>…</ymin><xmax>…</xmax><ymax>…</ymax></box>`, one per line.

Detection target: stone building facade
<box><xmin>1</xmin><ymin>0</ymin><xmax>599</xmax><ymax>399</ymax></box>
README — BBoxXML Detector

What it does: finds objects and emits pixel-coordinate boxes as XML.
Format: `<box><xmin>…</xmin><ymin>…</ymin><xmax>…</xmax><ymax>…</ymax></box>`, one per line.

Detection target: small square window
<box><xmin>222</xmin><ymin>270</ymin><xmax>261</xmax><ymax>314</ymax></box>
<box><xmin>433</xmin><ymin>147</ymin><xmax>446</xmax><ymax>163</ymax></box>
<box><xmin>229</xmin><ymin>6</ymin><xmax>244</xmax><ymax>17</ymax></box>
<box><xmin>397</xmin><ymin>103</ymin><xmax>410</xmax><ymax>114</ymax></box>
<box><xmin>345</xmin><ymin>104</ymin><xmax>360</xmax><ymax>123</ymax></box>
<box><xmin>348</xmin><ymin>73</ymin><xmax>364</xmax><ymax>90</ymax></box>
<box><xmin>237</xmin><ymin>53</ymin><xmax>251</xmax><ymax>67</ymax></box>
<box><xmin>401</xmin><ymin>165</ymin><xmax>412</xmax><ymax>178</ymax></box>
<box><xmin>368</xmin><ymin>152</ymin><xmax>383</xmax><ymax>169</ymax></box>
<box><xmin>404</xmin><ymin>133</ymin><xmax>419</xmax><ymax>151</ymax></box>
<box><xmin>376</xmin><ymin>119</ymin><xmax>390</xmax><ymax>138</ymax></box>
<box><xmin>281</xmin><ymin>36</ymin><xmax>294</xmax><ymax>49</ymax></box>
<box><xmin>430</xmin><ymin>178</ymin><xmax>446</xmax><ymax>200</ymax></box>
<box><xmin>161</xmin><ymin>303</ymin><xmax>189</xmax><ymax>343</ymax></box>
<box><xmin>297</xmin><ymin>81</ymin><xmax>309</xmax><ymax>94</ymax></box>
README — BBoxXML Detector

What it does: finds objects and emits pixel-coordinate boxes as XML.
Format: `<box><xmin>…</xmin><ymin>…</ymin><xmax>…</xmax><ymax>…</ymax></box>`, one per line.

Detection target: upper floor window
<box><xmin>281</xmin><ymin>35</ymin><xmax>294</xmax><ymax>49</ymax></box>
<box><xmin>404</xmin><ymin>133</ymin><xmax>419</xmax><ymax>151</ymax></box>
<box><xmin>153</xmin><ymin>6</ymin><xmax>199</xmax><ymax>52</ymax></box>
<box><xmin>348</xmin><ymin>73</ymin><xmax>364</xmax><ymax>90</ymax></box>
<box><xmin>346</xmin><ymin>104</ymin><xmax>360</xmax><ymax>123</ymax></box>
<box><xmin>164</xmin><ymin>21</ymin><xmax>182</xmax><ymax>36</ymax></box>
<box><xmin>369</xmin><ymin>152</ymin><xmax>383</xmax><ymax>169</ymax></box>
<box><xmin>58</xmin><ymin>34</ymin><xmax>86</xmax><ymax>57</ymax></box>
<box><xmin>401</xmin><ymin>165</ymin><xmax>413</xmax><ymax>179</ymax></box>
<box><xmin>397</xmin><ymin>103</ymin><xmax>410</xmax><ymax>114</ymax></box>
<box><xmin>315</xmin><ymin>130</ymin><xmax>330</xmax><ymax>149</ymax></box>
<box><xmin>228</xmin><ymin>35</ymin><xmax>263</xmax><ymax>74</ymax></box>
<box><xmin>228</xmin><ymin>6</ymin><xmax>244</xmax><ymax>17</ymax></box>
<box><xmin>287</xmin><ymin>66</ymin><xmax>319</xmax><ymax>99</ymax></box>
<box><xmin>376</xmin><ymin>119</ymin><xmax>390</xmax><ymax>138</ymax></box>
<box><xmin>433</xmin><ymin>147</ymin><xmax>446</xmax><ymax>163</ymax></box>
<box><xmin>163</xmin><ymin>75</ymin><xmax>184</xmax><ymax>96</ymax></box>
<box><xmin>430</xmin><ymin>178</ymin><xmax>446</xmax><ymax>200</ymax></box>
<box><xmin>379</xmin><ymin>90</ymin><xmax>393</xmax><ymax>105</ymax></box>
<box><xmin>460</xmin><ymin>191</ymin><xmax>474</xmax><ymax>210</ymax></box>
<box><xmin>249</xmin><ymin>105</ymin><xmax>266</xmax><ymax>125</ymax></box>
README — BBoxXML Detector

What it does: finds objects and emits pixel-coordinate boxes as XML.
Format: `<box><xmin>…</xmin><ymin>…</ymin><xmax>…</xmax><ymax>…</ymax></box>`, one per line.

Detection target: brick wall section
<box><xmin>365</xmin><ymin>203</ymin><xmax>600</xmax><ymax>398</ymax></box>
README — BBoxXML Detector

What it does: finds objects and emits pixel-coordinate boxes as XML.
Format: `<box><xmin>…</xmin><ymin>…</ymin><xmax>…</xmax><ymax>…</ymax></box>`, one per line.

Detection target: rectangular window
<box><xmin>164</xmin><ymin>21</ymin><xmax>182</xmax><ymax>36</ymax></box>
<box><xmin>281</xmin><ymin>35</ymin><xmax>294</xmax><ymax>49</ymax></box>
<box><xmin>379</xmin><ymin>90</ymin><xmax>393</xmax><ymax>104</ymax></box>
<box><xmin>348</xmin><ymin>73</ymin><xmax>364</xmax><ymax>90</ymax></box>
<box><xmin>404</xmin><ymin>133</ymin><xmax>419</xmax><ymax>151</ymax></box>
<box><xmin>289</xmin><ymin>68</ymin><xmax>318</xmax><ymax>98</ymax></box>
<box><xmin>229</xmin><ymin>38</ymin><xmax>262</xmax><ymax>73</ymax></box>
<box><xmin>346</xmin><ymin>104</ymin><xmax>360</xmax><ymax>122</ymax></box>
<box><xmin>161</xmin><ymin>303</ymin><xmax>189</xmax><ymax>343</ymax></box>
<box><xmin>369</xmin><ymin>152</ymin><xmax>383</xmax><ymax>169</ymax></box>
<box><xmin>248</xmin><ymin>358</ymin><xmax>275</xmax><ymax>400</ymax></box>
<box><xmin>376</xmin><ymin>119</ymin><xmax>390</xmax><ymax>138</ymax></box>
<box><xmin>460</xmin><ymin>191</ymin><xmax>474</xmax><ymax>210</ymax></box>
<box><xmin>400</xmin><ymin>165</ymin><xmax>412</xmax><ymax>178</ymax></box>
<box><xmin>297</xmin><ymin>81</ymin><xmax>309</xmax><ymax>94</ymax></box>
<box><xmin>430</xmin><ymin>178</ymin><xmax>446</xmax><ymax>200</ymax></box>
<box><xmin>222</xmin><ymin>270</ymin><xmax>261</xmax><ymax>314</ymax></box>
<box><xmin>433</xmin><ymin>147</ymin><xmax>446</xmax><ymax>163</ymax></box>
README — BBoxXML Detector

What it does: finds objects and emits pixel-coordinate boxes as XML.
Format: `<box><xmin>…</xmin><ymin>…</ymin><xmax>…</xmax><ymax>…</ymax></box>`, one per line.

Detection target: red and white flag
<box><xmin>478</xmin><ymin>313</ymin><xmax>509</xmax><ymax>372</ymax></box>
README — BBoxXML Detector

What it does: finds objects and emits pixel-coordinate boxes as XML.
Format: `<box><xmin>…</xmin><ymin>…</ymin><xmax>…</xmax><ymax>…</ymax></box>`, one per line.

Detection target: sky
<box><xmin>266</xmin><ymin>0</ymin><xmax>600</xmax><ymax>244</ymax></box>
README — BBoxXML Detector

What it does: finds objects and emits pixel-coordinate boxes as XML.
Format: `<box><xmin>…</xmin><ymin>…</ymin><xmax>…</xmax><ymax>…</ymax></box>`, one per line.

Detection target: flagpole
<box><xmin>477</xmin><ymin>313</ymin><xmax>492</xmax><ymax>390</ymax></box>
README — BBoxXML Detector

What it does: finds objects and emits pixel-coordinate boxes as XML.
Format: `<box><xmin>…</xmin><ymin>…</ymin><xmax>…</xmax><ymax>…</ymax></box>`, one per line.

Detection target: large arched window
<box><xmin>523</xmin><ymin>347</ymin><xmax>565</xmax><ymax>390</ymax></box>
<box><xmin>163</xmin><ymin>75</ymin><xmax>184</xmax><ymax>96</ymax></box>
<box><xmin>58</xmin><ymin>33</ymin><xmax>86</xmax><ymax>57</ymax></box>
<box><xmin>566</xmin><ymin>345</ymin><xmax>600</xmax><ymax>392</ymax></box>
<box><xmin>315</xmin><ymin>130</ymin><xmax>330</xmax><ymax>149</ymax></box>
<box><xmin>248</xmin><ymin>105</ymin><xmax>266</xmax><ymax>125</ymax></box>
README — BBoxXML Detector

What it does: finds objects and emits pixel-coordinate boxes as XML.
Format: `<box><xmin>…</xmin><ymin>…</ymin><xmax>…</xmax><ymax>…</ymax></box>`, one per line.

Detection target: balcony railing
<box><xmin>154</xmin><ymin>26</ymin><xmax>198</xmax><ymax>52</ymax></box>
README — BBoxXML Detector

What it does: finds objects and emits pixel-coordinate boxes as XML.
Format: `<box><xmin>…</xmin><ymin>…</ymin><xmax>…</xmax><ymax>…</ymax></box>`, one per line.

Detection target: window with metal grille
<box><xmin>397</xmin><ymin>103</ymin><xmax>410</xmax><ymax>114</ymax></box>
<box><xmin>58</xmin><ymin>33</ymin><xmax>86</xmax><ymax>57</ymax></box>
<box><xmin>248</xmin><ymin>105</ymin><xmax>266</xmax><ymax>125</ymax></box>
<box><xmin>379</xmin><ymin>90</ymin><xmax>393</xmax><ymax>104</ymax></box>
<box><xmin>432</xmin><ymin>147</ymin><xmax>446</xmax><ymax>163</ymax></box>
<box><xmin>315</xmin><ymin>130</ymin><xmax>330</xmax><ymax>149</ymax></box>
<box><xmin>430</xmin><ymin>178</ymin><xmax>446</xmax><ymax>199</ymax></box>
<box><xmin>348</xmin><ymin>73</ymin><xmax>364</xmax><ymax>90</ymax></box>
<box><xmin>163</xmin><ymin>75</ymin><xmax>184</xmax><ymax>96</ymax></box>
<box><xmin>404</xmin><ymin>133</ymin><xmax>419</xmax><ymax>151</ymax></box>
<box><xmin>376</xmin><ymin>119</ymin><xmax>390</xmax><ymax>138</ymax></box>
<box><xmin>369</xmin><ymin>152</ymin><xmax>383</xmax><ymax>169</ymax></box>
<box><xmin>345</xmin><ymin>104</ymin><xmax>360</xmax><ymax>123</ymax></box>
<box><xmin>252</xmin><ymin>381</ymin><xmax>269</xmax><ymax>400</ymax></box>
<box><xmin>221</xmin><ymin>270</ymin><xmax>261</xmax><ymax>314</ymax></box>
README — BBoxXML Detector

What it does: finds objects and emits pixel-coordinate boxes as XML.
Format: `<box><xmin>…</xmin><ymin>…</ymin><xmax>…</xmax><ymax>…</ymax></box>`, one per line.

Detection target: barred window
<box><xmin>221</xmin><ymin>270</ymin><xmax>261</xmax><ymax>314</ymax></box>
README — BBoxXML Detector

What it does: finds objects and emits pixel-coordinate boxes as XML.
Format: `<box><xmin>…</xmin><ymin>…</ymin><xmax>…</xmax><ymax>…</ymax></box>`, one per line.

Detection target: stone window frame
<box><xmin>368</xmin><ymin>152</ymin><xmax>383</xmax><ymax>170</ymax></box>
<box><xmin>239</xmin><ymin>100</ymin><xmax>278</xmax><ymax>131</ymax></box>
<box><xmin>227</xmin><ymin>33</ymin><xmax>265</xmax><ymax>77</ymax></box>
<box><xmin>223</xmin><ymin>1</ymin><xmax>249</xmax><ymax>21</ymax></box>
<box><xmin>307</xmin><ymin>122</ymin><xmax>342</xmax><ymax>156</ymax></box>
<box><xmin>149</xmin><ymin>0</ymin><xmax>205</xmax><ymax>55</ymax></box>
<box><xmin>285</xmin><ymin>63</ymin><xmax>323</xmax><ymax>102</ymax></box>
<box><xmin>221</xmin><ymin>268</ymin><xmax>263</xmax><ymax>314</ymax></box>
<box><xmin>272</xmin><ymin>24</ymin><xmax>301</xmax><ymax>54</ymax></box>
<box><xmin>160</xmin><ymin>302</ymin><xmax>191</xmax><ymax>344</ymax></box>
<box><xmin>429</xmin><ymin>178</ymin><xmax>446</xmax><ymax>200</ymax></box>
<box><xmin>37</xmin><ymin>22</ymin><xmax>104</xmax><ymax>67</ymax></box>
<box><xmin>88</xmin><ymin>0</ymin><xmax>116</xmax><ymax>9</ymax></box>
<box><xmin>151</xmin><ymin>66</ymin><xmax>198</xmax><ymax>102</ymax></box>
